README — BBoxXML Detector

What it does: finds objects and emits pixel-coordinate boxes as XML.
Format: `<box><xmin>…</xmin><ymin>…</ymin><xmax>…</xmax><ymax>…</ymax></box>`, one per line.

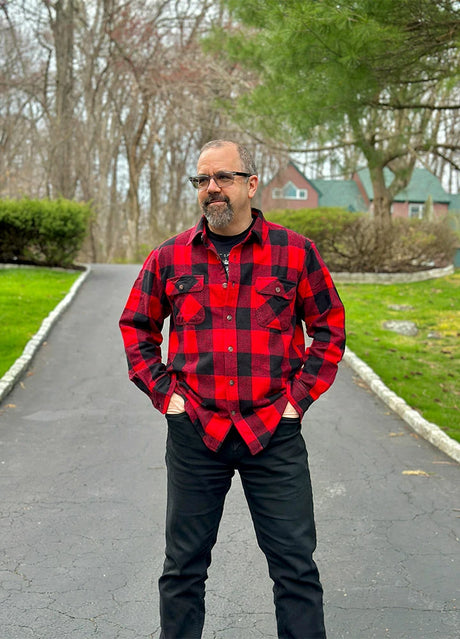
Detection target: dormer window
<box><xmin>272</xmin><ymin>181</ymin><xmax>308</xmax><ymax>200</ymax></box>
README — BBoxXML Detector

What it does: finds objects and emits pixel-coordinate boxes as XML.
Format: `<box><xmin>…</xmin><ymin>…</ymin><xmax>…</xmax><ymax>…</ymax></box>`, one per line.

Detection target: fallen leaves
<box><xmin>402</xmin><ymin>469</ymin><xmax>430</xmax><ymax>477</ymax></box>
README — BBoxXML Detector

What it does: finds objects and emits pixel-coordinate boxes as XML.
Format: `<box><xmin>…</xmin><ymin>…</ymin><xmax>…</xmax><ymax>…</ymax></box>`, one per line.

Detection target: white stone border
<box><xmin>332</xmin><ymin>264</ymin><xmax>454</xmax><ymax>284</ymax></box>
<box><xmin>0</xmin><ymin>265</ymin><xmax>91</xmax><ymax>403</ymax></box>
<box><xmin>343</xmin><ymin>347</ymin><xmax>460</xmax><ymax>463</ymax></box>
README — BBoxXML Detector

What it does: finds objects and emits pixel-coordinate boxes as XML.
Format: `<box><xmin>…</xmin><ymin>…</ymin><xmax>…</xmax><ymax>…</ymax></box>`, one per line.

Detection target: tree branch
<box><xmin>374</xmin><ymin>102</ymin><xmax>460</xmax><ymax>111</ymax></box>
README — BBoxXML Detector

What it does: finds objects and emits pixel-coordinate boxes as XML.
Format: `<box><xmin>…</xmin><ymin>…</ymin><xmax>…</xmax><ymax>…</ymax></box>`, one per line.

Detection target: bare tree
<box><xmin>0</xmin><ymin>0</ymin><xmax>279</xmax><ymax>261</ymax></box>
<box><xmin>0</xmin><ymin>4</ymin><xmax>47</xmax><ymax>196</ymax></box>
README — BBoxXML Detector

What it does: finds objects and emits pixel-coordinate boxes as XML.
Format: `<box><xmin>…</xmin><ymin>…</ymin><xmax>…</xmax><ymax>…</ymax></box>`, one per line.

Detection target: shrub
<box><xmin>266</xmin><ymin>207</ymin><xmax>358</xmax><ymax>255</ymax></box>
<box><xmin>326</xmin><ymin>216</ymin><xmax>457</xmax><ymax>272</ymax></box>
<box><xmin>0</xmin><ymin>200</ymin><xmax>36</xmax><ymax>261</ymax></box>
<box><xmin>0</xmin><ymin>198</ymin><xmax>92</xmax><ymax>267</ymax></box>
<box><xmin>448</xmin><ymin>211</ymin><xmax>460</xmax><ymax>241</ymax></box>
<box><xmin>266</xmin><ymin>207</ymin><xmax>457</xmax><ymax>272</ymax></box>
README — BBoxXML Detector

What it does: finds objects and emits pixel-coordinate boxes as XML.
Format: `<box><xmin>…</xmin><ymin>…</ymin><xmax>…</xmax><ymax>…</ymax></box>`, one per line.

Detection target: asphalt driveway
<box><xmin>1</xmin><ymin>264</ymin><xmax>458</xmax><ymax>638</ymax></box>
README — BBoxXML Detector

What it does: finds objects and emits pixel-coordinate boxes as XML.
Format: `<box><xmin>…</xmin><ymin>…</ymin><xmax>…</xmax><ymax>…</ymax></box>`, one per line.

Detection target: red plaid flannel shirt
<box><xmin>119</xmin><ymin>210</ymin><xmax>345</xmax><ymax>454</ymax></box>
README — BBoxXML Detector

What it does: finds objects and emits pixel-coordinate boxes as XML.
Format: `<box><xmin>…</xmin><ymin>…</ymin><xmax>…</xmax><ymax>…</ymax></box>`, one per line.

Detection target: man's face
<box><xmin>196</xmin><ymin>143</ymin><xmax>258</xmax><ymax>234</ymax></box>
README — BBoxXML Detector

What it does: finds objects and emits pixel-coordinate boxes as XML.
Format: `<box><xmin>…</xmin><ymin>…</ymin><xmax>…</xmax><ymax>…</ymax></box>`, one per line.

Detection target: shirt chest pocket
<box><xmin>166</xmin><ymin>275</ymin><xmax>205</xmax><ymax>325</ymax></box>
<box><xmin>255</xmin><ymin>277</ymin><xmax>296</xmax><ymax>331</ymax></box>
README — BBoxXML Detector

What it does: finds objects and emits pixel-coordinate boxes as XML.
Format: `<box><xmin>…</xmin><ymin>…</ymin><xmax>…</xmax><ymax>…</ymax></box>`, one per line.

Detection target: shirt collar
<box><xmin>187</xmin><ymin>209</ymin><xmax>267</xmax><ymax>246</ymax></box>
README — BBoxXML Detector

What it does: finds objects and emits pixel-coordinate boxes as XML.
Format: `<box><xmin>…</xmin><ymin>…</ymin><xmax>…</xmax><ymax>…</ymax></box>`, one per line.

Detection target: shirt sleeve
<box><xmin>119</xmin><ymin>253</ymin><xmax>175</xmax><ymax>413</ymax></box>
<box><xmin>286</xmin><ymin>240</ymin><xmax>346</xmax><ymax>415</ymax></box>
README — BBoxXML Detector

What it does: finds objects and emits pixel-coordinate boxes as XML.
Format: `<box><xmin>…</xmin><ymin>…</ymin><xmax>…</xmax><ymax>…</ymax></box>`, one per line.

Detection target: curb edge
<box><xmin>343</xmin><ymin>347</ymin><xmax>460</xmax><ymax>464</ymax></box>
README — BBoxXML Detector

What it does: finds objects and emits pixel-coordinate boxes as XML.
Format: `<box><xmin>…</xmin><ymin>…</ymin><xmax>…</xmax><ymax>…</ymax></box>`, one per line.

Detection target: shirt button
<box><xmin>229</xmin><ymin>380</ymin><xmax>235</xmax><ymax>386</ymax></box>
<box><xmin>226</xmin><ymin>314</ymin><xmax>232</xmax><ymax>321</ymax></box>
<box><xmin>222</xmin><ymin>282</ymin><xmax>228</xmax><ymax>289</ymax></box>
<box><xmin>231</xmin><ymin>410</ymin><xmax>236</xmax><ymax>416</ymax></box>
<box><xmin>228</xmin><ymin>346</ymin><xmax>233</xmax><ymax>352</ymax></box>
<box><xmin>179</xmin><ymin>284</ymin><xmax>184</xmax><ymax>290</ymax></box>
<box><xmin>275</xmin><ymin>286</ymin><xmax>281</xmax><ymax>293</ymax></box>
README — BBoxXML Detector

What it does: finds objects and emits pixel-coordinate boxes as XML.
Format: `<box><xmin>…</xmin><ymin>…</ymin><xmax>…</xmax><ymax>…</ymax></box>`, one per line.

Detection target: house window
<box><xmin>272</xmin><ymin>182</ymin><xmax>308</xmax><ymax>200</ymax></box>
<box><xmin>409</xmin><ymin>203</ymin><xmax>424</xmax><ymax>219</ymax></box>
<box><xmin>284</xmin><ymin>182</ymin><xmax>298</xmax><ymax>198</ymax></box>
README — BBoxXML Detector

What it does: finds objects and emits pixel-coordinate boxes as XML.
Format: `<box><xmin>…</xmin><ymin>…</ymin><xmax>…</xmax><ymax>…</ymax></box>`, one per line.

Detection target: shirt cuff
<box><xmin>151</xmin><ymin>373</ymin><xmax>176</xmax><ymax>413</ymax></box>
<box><xmin>287</xmin><ymin>378</ymin><xmax>314</xmax><ymax>417</ymax></box>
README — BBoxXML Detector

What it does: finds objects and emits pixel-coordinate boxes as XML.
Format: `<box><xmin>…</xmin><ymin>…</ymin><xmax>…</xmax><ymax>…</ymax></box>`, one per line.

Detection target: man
<box><xmin>119</xmin><ymin>140</ymin><xmax>346</xmax><ymax>638</ymax></box>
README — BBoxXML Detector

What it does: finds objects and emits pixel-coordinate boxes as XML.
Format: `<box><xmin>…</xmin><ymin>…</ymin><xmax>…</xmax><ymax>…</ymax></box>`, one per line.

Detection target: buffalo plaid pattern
<box><xmin>120</xmin><ymin>210</ymin><xmax>346</xmax><ymax>455</ymax></box>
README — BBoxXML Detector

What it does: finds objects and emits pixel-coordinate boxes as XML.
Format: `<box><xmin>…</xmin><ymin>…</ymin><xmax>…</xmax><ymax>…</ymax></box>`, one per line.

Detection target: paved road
<box><xmin>1</xmin><ymin>264</ymin><xmax>458</xmax><ymax>639</ymax></box>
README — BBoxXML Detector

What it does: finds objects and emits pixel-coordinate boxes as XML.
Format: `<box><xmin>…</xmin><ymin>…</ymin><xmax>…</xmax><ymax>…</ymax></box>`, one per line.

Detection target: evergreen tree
<box><xmin>213</xmin><ymin>0</ymin><xmax>460</xmax><ymax>219</ymax></box>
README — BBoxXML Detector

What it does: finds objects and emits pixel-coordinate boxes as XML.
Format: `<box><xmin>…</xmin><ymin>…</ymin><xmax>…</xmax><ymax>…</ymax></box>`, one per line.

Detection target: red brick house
<box><xmin>352</xmin><ymin>168</ymin><xmax>451</xmax><ymax>219</ymax></box>
<box><xmin>261</xmin><ymin>161</ymin><xmax>453</xmax><ymax>219</ymax></box>
<box><xmin>261</xmin><ymin>161</ymin><xmax>320</xmax><ymax>211</ymax></box>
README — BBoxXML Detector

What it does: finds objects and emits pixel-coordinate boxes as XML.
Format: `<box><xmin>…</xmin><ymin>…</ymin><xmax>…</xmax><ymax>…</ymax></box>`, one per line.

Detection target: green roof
<box><xmin>449</xmin><ymin>192</ymin><xmax>460</xmax><ymax>211</ymax></box>
<box><xmin>310</xmin><ymin>178</ymin><xmax>367</xmax><ymax>212</ymax></box>
<box><xmin>287</xmin><ymin>162</ymin><xmax>366</xmax><ymax>211</ymax></box>
<box><xmin>356</xmin><ymin>167</ymin><xmax>451</xmax><ymax>204</ymax></box>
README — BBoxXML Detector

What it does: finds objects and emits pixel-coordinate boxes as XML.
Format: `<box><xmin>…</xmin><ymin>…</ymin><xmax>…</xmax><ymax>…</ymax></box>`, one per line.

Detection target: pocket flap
<box><xmin>166</xmin><ymin>275</ymin><xmax>204</xmax><ymax>296</ymax></box>
<box><xmin>255</xmin><ymin>277</ymin><xmax>295</xmax><ymax>299</ymax></box>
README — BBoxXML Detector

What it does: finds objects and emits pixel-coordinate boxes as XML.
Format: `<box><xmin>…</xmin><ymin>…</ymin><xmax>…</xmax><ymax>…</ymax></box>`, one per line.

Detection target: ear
<box><xmin>247</xmin><ymin>175</ymin><xmax>259</xmax><ymax>199</ymax></box>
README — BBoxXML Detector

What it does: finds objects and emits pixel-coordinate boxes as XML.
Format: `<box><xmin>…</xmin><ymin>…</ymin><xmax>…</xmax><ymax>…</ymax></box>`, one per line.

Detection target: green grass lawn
<box><xmin>337</xmin><ymin>271</ymin><xmax>460</xmax><ymax>443</ymax></box>
<box><xmin>0</xmin><ymin>267</ymin><xmax>80</xmax><ymax>378</ymax></box>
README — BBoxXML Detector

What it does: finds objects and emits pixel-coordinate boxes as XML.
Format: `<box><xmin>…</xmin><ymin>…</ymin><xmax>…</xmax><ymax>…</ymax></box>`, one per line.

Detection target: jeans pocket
<box><xmin>165</xmin><ymin>411</ymin><xmax>189</xmax><ymax>423</ymax></box>
<box><xmin>274</xmin><ymin>416</ymin><xmax>302</xmax><ymax>442</ymax></box>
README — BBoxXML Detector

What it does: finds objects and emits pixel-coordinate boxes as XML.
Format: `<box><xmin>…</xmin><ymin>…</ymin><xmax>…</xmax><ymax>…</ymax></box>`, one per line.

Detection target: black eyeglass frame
<box><xmin>188</xmin><ymin>171</ymin><xmax>252</xmax><ymax>190</ymax></box>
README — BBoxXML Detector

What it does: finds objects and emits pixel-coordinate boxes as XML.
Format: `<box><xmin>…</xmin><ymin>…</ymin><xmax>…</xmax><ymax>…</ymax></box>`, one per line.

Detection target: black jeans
<box><xmin>159</xmin><ymin>413</ymin><xmax>326</xmax><ymax>639</ymax></box>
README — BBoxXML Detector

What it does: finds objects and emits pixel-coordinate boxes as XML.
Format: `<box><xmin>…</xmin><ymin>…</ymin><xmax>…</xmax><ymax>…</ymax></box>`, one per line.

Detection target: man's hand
<box><xmin>282</xmin><ymin>401</ymin><xmax>300</xmax><ymax>418</ymax></box>
<box><xmin>166</xmin><ymin>392</ymin><xmax>186</xmax><ymax>415</ymax></box>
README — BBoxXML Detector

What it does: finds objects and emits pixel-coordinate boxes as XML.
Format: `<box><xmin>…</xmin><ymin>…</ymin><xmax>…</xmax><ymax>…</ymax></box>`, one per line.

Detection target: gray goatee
<box><xmin>201</xmin><ymin>196</ymin><xmax>234</xmax><ymax>230</ymax></box>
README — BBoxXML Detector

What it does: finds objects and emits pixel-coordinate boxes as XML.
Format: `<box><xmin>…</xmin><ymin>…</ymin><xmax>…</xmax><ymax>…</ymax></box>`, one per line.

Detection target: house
<box><xmin>353</xmin><ymin>168</ymin><xmax>451</xmax><ymax>219</ymax></box>
<box><xmin>261</xmin><ymin>161</ymin><xmax>453</xmax><ymax>219</ymax></box>
<box><xmin>261</xmin><ymin>161</ymin><xmax>367</xmax><ymax>212</ymax></box>
<box><xmin>261</xmin><ymin>161</ymin><xmax>321</xmax><ymax>211</ymax></box>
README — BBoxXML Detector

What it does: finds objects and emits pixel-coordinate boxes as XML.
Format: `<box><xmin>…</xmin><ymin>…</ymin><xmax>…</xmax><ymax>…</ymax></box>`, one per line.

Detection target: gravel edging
<box><xmin>0</xmin><ymin>265</ymin><xmax>91</xmax><ymax>404</ymax></box>
<box><xmin>343</xmin><ymin>347</ymin><xmax>460</xmax><ymax>463</ymax></box>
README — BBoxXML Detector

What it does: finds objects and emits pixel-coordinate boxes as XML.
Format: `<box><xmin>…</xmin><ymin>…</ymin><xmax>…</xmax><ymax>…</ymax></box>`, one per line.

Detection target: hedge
<box><xmin>266</xmin><ymin>207</ymin><xmax>457</xmax><ymax>273</ymax></box>
<box><xmin>0</xmin><ymin>198</ymin><xmax>91</xmax><ymax>267</ymax></box>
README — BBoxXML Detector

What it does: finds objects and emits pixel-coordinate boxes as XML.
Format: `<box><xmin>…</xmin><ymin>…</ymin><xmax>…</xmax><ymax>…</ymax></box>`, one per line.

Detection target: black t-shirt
<box><xmin>207</xmin><ymin>221</ymin><xmax>255</xmax><ymax>277</ymax></box>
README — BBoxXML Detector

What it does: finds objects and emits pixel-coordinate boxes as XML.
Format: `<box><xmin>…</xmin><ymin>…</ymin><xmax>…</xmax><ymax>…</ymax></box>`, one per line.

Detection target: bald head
<box><xmin>199</xmin><ymin>140</ymin><xmax>258</xmax><ymax>177</ymax></box>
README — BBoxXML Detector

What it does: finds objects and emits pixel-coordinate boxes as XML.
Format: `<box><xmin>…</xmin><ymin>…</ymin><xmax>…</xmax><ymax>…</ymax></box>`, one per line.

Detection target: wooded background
<box><xmin>2</xmin><ymin>1</ymin><xmax>459</xmax><ymax>261</ymax></box>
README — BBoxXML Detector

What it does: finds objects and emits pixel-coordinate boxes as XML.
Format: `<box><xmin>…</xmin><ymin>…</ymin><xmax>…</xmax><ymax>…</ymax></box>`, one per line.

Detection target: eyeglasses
<box><xmin>188</xmin><ymin>171</ymin><xmax>252</xmax><ymax>191</ymax></box>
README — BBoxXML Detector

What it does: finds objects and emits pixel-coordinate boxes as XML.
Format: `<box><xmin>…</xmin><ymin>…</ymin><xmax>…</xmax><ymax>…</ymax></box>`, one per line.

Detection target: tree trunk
<box><xmin>50</xmin><ymin>0</ymin><xmax>75</xmax><ymax>199</ymax></box>
<box><xmin>369</xmin><ymin>166</ymin><xmax>393</xmax><ymax>221</ymax></box>
<box><xmin>125</xmin><ymin>180</ymin><xmax>141</xmax><ymax>263</ymax></box>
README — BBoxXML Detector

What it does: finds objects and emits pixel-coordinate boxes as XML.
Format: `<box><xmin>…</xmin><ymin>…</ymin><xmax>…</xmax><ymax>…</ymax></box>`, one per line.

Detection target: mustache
<box><xmin>203</xmin><ymin>194</ymin><xmax>230</xmax><ymax>206</ymax></box>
